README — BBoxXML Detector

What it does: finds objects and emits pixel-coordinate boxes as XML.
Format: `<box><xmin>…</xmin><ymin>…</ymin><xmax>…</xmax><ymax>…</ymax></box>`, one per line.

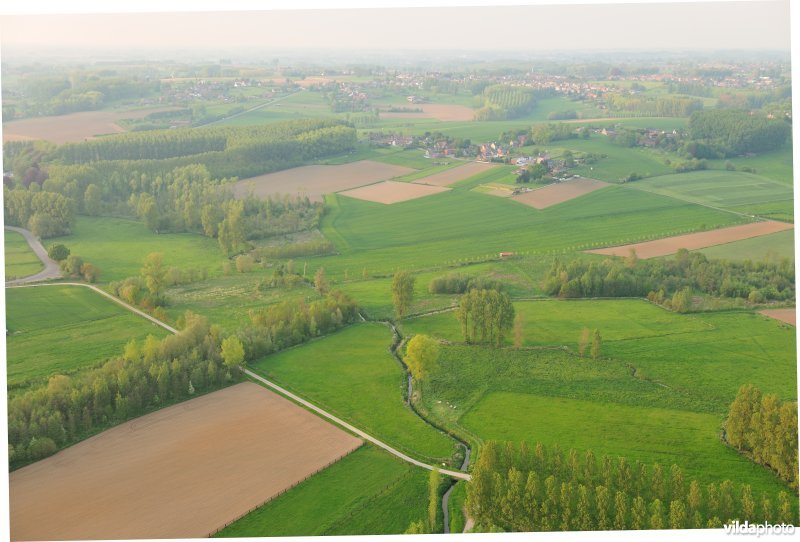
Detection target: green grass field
<box><xmin>6</xmin><ymin>285</ymin><xmax>168</xmax><ymax>389</ymax></box>
<box><xmin>4</xmin><ymin>230</ymin><xmax>43</xmax><ymax>280</ymax></box>
<box><xmin>447</xmin><ymin>481</ymin><xmax>468</xmax><ymax>533</ymax></box>
<box><xmin>215</xmin><ymin>445</ymin><xmax>431</xmax><ymax>537</ymax></box>
<box><xmin>405</xmin><ymin>299</ymin><xmax>796</xmax><ymax>412</ymax></box>
<box><xmin>58</xmin><ymin>216</ymin><xmax>224</xmax><ymax>282</ymax></box>
<box><xmin>698</xmin><ymin>229</ymin><xmax>794</xmax><ymax>262</ymax></box>
<box><xmin>630</xmin><ymin>170</ymin><xmax>793</xmax><ymax>218</ymax></box>
<box><xmin>462</xmin><ymin>391</ymin><xmax>788</xmax><ymax>497</ymax></box>
<box><xmin>707</xmin><ymin>146</ymin><xmax>794</xmax><ymax>185</ymax></box>
<box><xmin>312</xmin><ymin>178</ymin><xmax>746</xmax><ymax>279</ymax></box>
<box><xmin>250</xmin><ymin>322</ymin><xmax>458</xmax><ymax>463</ymax></box>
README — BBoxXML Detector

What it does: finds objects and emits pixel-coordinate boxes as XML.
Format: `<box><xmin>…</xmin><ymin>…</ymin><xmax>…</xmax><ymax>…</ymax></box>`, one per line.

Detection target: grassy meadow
<box><xmin>250</xmin><ymin>322</ymin><xmax>458</xmax><ymax>463</ymax></box>
<box><xmin>4</xmin><ymin>230</ymin><xmax>43</xmax><ymax>280</ymax></box>
<box><xmin>6</xmin><ymin>285</ymin><xmax>168</xmax><ymax>389</ymax></box>
<box><xmin>215</xmin><ymin>445</ymin><xmax>431</xmax><ymax>537</ymax></box>
<box><xmin>698</xmin><ymin>229</ymin><xmax>794</xmax><ymax>262</ymax></box>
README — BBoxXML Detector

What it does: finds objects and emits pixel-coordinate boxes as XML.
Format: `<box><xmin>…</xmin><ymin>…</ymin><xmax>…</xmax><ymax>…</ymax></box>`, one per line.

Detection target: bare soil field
<box><xmin>586</xmin><ymin>221</ymin><xmax>794</xmax><ymax>259</ymax></box>
<box><xmin>380</xmin><ymin>103</ymin><xmax>475</xmax><ymax>122</ymax></box>
<box><xmin>2</xmin><ymin>108</ymin><xmax>179</xmax><ymax>144</ymax></box>
<box><xmin>413</xmin><ymin>161</ymin><xmax>498</xmax><ymax>187</ymax></box>
<box><xmin>232</xmin><ymin>160</ymin><xmax>415</xmax><ymax>202</ymax></box>
<box><xmin>512</xmin><ymin>177</ymin><xmax>610</xmax><ymax>209</ymax></box>
<box><xmin>10</xmin><ymin>382</ymin><xmax>361</xmax><ymax>541</ymax></box>
<box><xmin>759</xmin><ymin>308</ymin><xmax>796</xmax><ymax>326</ymax></box>
<box><xmin>340</xmin><ymin>180</ymin><xmax>449</xmax><ymax>204</ymax></box>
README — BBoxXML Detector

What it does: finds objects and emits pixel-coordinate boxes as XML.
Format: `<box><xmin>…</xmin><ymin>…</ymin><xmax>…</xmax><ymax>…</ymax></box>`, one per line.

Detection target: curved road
<box><xmin>7</xmin><ymin>281</ymin><xmax>469</xmax><ymax>483</ymax></box>
<box><xmin>5</xmin><ymin>226</ymin><xmax>63</xmax><ymax>285</ymax></box>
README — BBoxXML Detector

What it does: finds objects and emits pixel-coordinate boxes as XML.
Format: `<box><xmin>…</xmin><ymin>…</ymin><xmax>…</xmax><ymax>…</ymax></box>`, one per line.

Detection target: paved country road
<box><xmin>7</xmin><ymin>281</ymin><xmax>470</xmax><ymax>482</ymax></box>
<box><xmin>5</xmin><ymin>226</ymin><xmax>63</xmax><ymax>285</ymax></box>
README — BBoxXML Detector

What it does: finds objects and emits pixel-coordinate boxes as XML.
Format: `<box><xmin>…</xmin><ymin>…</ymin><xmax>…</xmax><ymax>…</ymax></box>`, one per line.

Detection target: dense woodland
<box><xmin>4</xmin><ymin>188</ymin><xmax>74</xmax><ymax>238</ymax></box>
<box><xmin>686</xmin><ymin>110</ymin><xmax>791</xmax><ymax>157</ymax></box>
<box><xmin>475</xmin><ymin>86</ymin><xmax>537</xmax><ymax>121</ymax></box>
<box><xmin>726</xmin><ymin>385</ymin><xmax>798</xmax><ymax>488</ymax></box>
<box><xmin>466</xmin><ymin>441</ymin><xmax>797</xmax><ymax>532</ymax></box>
<box><xmin>542</xmin><ymin>250</ymin><xmax>795</xmax><ymax>309</ymax></box>
<box><xmin>7</xmin><ymin>312</ymin><xmax>239</xmax><ymax>468</ymax></box>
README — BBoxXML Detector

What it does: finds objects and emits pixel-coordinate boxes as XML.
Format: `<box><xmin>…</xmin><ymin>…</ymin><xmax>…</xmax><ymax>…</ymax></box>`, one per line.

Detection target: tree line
<box><xmin>466</xmin><ymin>441</ymin><xmax>797</xmax><ymax>532</ymax></box>
<box><xmin>4</xmin><ymin>188</ymin><xmax>74</xmax><ymax>238</ymax></box>
<box><xmin>604</xmin><ymin>94</ymin><xmax>704</xmax><ymax>118</ymax></box>
<box><xmin>542</xmin><ymin>250</ymin><xmax>795</xmax><ymax>309</ymax></box>
<box><xmin>236</xmin><ymin>290</ymin><xmax>360</xmax><ymax>361</ymax></box>
<box><xmin>7</xmin><ymin>312</ymin><xmax>242</xmax><ymax>469</ymax></box>
<box><xmin>686</xmin><ymin>110</ymin><xmax>791</xmax><ymax>158</ymax></box>
<box><xmin>428</xmin><ymin>272</ymin><xmax>502</xmax><ymax>295</ymax></box>
<box><xmin>475</xmin><ymin>85</ymin><xmax>537</xmax><ymax>121</ymax></box>
<box><xmin>726</xmin><ymin>384</ymin><xmax>798</xmax><ymax>488</ymax></box>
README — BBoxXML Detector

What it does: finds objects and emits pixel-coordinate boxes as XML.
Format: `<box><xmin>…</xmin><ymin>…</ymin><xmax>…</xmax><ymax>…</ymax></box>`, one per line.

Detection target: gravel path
<box><xmin>5</xmin><ymin>226</ymin><xmax>62</xmax><ymax>285</ymax></box>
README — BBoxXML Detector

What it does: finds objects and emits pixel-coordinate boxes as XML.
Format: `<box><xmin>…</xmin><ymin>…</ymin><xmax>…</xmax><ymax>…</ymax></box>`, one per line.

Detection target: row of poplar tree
<box><xmin>466</xmin><ymin>441</ymin><xmax>797</xmax><ymax>532</ymax></box>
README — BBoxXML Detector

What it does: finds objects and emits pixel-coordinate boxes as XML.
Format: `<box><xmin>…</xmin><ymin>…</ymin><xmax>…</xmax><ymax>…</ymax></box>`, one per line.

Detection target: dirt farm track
<box><xmin>9</xmin><ymin>382</ymin><xmax>361</xmax><ymax>541</ymax></box>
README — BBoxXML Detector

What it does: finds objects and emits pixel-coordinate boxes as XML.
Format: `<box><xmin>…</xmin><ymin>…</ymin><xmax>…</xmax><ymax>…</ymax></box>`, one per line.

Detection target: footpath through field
<box><xmin>11</xmin><ymin>281</ymin><xmax>470</xmax><ymax>482</ymax></box>
<box><xmin>4</xmin><ymin>226</ymin><xmax>63</xmax><ymax>285</ymax></box>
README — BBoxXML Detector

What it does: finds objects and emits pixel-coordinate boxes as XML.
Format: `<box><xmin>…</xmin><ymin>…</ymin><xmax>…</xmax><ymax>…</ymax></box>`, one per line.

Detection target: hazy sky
<box><xmin>0</xmin><ymin>1</ymin><xmax>791</xmax><ymax>53</ymax></box>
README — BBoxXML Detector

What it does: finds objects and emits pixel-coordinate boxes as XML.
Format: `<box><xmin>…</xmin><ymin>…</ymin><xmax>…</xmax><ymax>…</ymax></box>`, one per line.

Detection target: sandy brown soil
<box><xmin>340</xmin><ymin>180</ymin><xmax>449</xmax><ymax>204</ymax></box>
<box><xmin>586</xmin><ymin>221</ymin><xmax>794</xmax><ymax>259</ymax></box>
<box><xmin>413</xmin><ymin>161</ymin><xmax>497</xmax><ymax>187</ymax></box>
<box><xmin>380</xmin><ymin>103</ymin><xmax>475</xmax><ymax>122</ymax></box>
<box><xmin>10</xmin><ymin>382</ymin><xmax>361</xmax><ymax>541</ymax></box>
<box><xmin>759</xmin><ymin>308</ymin><xmax>796</xmax><ymax>326</ymax></box>
<box><xmin>232</xmin><ymin>160</ymin><xmax>415</xmax><ymax>202</ymax></box>
<box><xmin>512</xmin><ymin>177</ymin><xmax>609</xmax><ymax>209</ymax></box>
<box><xmin>2</xmin><ymin>108</ymin><xmax>180</xmax><ymax>144</ymax></box>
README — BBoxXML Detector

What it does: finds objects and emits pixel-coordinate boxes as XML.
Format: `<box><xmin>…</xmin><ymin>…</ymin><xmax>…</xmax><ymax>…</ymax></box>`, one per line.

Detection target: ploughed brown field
<box><xmin>232</xmin><ymin>160</ymin><xmax>415</xmax><ymax>202</ymax></box>
<box><xmin>379</xmin><ymin>103</ymin><xmax>475</xmax><ymax>122</ymax></box>
<box><xmin>586</xmin><ymin>221</ymin><xmax>794</xmax><ymax>259</ymax></box>
<box><xmin>512</xmin><ymin>177</ymin><xmax>609</xmax><ymax>209</ymax></box>
<box><xmin>760</xmin><ymin>308</ymin><xmax>796</xmax><ymax>326</ymax></box>
<box><xmin>2</xmin><ymin>108</ymin><xmax>179</xmax><ymax>144</ymax></box>
<box><xmin>339</xmin><ymin>180</ymin><xmax>449</xmax><ymax>204</ymax></box>
<box><xmin>413</xmin><ymin>161</ymin><xmax>498</xmax><ymax>187</ymax></box>
<box><xmin>10</xmin><ymin>382</ymin><xmax>362</xmax><ymax>541</ymax></box>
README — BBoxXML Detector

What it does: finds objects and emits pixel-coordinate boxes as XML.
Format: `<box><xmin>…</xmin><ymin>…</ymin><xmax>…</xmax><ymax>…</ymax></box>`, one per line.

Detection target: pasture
<box><xmin>250</xmin><ymin>322</ymin><xmax>458</xmax><ymax>463</ymax></box>
<box><xmin>510</xmin><ymin>177</ymin><xmax>610</xmax><ymax>209</ymax></box>
<box><xmin>312</xmin><ymin>182</ymin><xmax>746</xmax><ymax>277</ymax></box>
<box><xmin>587</xmin><ymin>220</ymin><xmax>793</xmax><ymax>259</ymax></box>
<box><xmin>10</xmin><ymin>382</ymin><xmax>362</xmax><ymax>540</ymax></box>
<box><xmin>4</xmin><ymin>230</ymin><xmax>42</xmax><ymax>280</ymax></box>
<box><xmin>231</xmin><ymin>160</ymin><xmax>415</xmax><ymax>202</ymax></box>
<box><xmin>215</xmin><ymin>445</ymin><xmax>430</xmax><ymax>537</ymax></box>
<box><xmin>406</xmin><ymin>299</ymin><xmax>797</xmax><ymax>410</ymax></box>
<box><xmin>461</xmin><ymin>391</ymin><xmax>788</xmax><ymax>496</ymax></box>
<box><xmin>58</xmin><ymin>216</ymin><xmax>223</xmax><ymax>282</ymax></box>
<box><xmin>630</xmin><ymin>170</ymin><xmax>794</xmax><ymax>215</ymax></box>
<box><xmin>6</xmin><ymin>285</ymin><xmax>168</xmax><ymax>389</ymax></box>
<box><xmin>339</xmin><ymin>180</ymin><xmax>450</xmax><ymax>204</ymax></box>
<box><xmin>698</xmin><ymin>228</ymin><xmax>794</xmax><ymax>262</ymax></box>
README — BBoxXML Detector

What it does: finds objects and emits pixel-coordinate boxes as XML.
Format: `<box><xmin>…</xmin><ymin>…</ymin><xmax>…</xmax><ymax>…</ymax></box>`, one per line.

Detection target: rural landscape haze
<box><xmin>1</xmin><ymin>1</ymin><xmax>798</xmax><ymax>539</ymax></box>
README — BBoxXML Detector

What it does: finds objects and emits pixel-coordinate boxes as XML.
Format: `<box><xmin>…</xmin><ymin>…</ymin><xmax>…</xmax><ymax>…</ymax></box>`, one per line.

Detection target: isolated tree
<box><xmin>405</xmin><ymin>334</ymin><xmax>440</xmax><ymax>381</ymax></box>
<box><xmin>80</xmin><ymin>262</ymin><xmax>99</xmax><ymax>283</ymax></box>
<box><xmin>578</xmin><ymin>327</ymin><xmax>590</xmax><ymax>358</ymax></box>
<box><xmin>392</xmin><ymin>271</ymin><xmax>416</xmax><ymax>319</ymax></box>
<box><xmin>47</xmin><ymin>243</ymin><xmax>70</xmax><ymax>261</ymax></box>
<box><xmin>591</xmin><ymin>329</ymin><xmax>602</xmax><ymax>360</ymax></box>
<box><xmin>221</xmin><ymin>336</ymin><xmax>245</xmax><ymax>371</ymax></box>
<box><xmin>314</xmin><ymin>267</ymin><xmax>329</xmax><ymax>294</ymax></box>
<box><xmin>141</xmin><ymin>252</ymin><xmax>166</xmax><ymax>296</ymax></box>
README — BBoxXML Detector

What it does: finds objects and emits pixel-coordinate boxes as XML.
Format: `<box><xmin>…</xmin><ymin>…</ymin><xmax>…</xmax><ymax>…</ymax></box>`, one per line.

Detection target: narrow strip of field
<box><xmin>231</xmin><ymin>160</ymin><xmax>415</xmax><ymax>202</ymax></box>
<box><xmin>339</xmin><ymin>180</ymin><xmax>449</xmax><ymax>204</ymax></box>
<box><xmin>586</xmin><ymin>220</ymin><xmax>794</xmax><ymax>259</ymax></box>
<box><xmin>2</xmin><ymin>108</ymin><xmax>179</xmax><ymax>144</ymax></box>
<box><xmin>760</xmin><ymin>308</ymin><xmax>796</xmax><ymax>326</ymax></box>
<box><xmin>379</xmin><ymin>104</ymin><xmax>475</xmax><ymax>122</ymax></box>
<box><xmin>697</xmin><ymin>229</ymin><xmax>794</xmax><ymax>262</ymax></box>
<box><xmin>511</xmin><ymin>177</ymin><xmax>610</xmax><ymax>209</ymax></box>
<box><xmin>10</xmin><ymin>382</ymin><xmax>362</xmax><ymax>541</ymax></box>
<box><xmin>4</xmin><ymin>230</ymin><xmax>43</xmax><ymax>281</ymax></box>
<box><xmin>412</xmin><ymin>161</ymin><xmax>497</xmax><ymax>187</ymax></box>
